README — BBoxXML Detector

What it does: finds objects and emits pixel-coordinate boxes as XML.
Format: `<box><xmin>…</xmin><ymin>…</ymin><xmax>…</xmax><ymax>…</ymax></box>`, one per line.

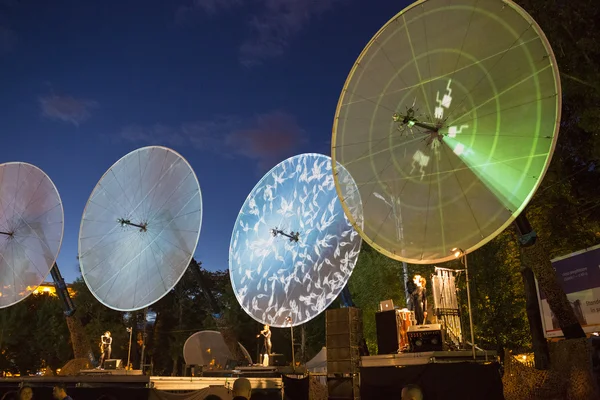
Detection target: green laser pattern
<box><xmin>331</xmin><ymin>0</ymin><xmax>561</xmax><ymax>264</ymax></box>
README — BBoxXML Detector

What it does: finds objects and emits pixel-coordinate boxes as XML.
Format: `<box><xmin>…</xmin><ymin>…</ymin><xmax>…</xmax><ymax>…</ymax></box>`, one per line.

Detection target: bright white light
<box><xmin>453</xmin><ymin>143</ymin><xmax>465</xmax><ymax>156</ymax></box>
<box><xmin>435</xmin><ymin>107</ymin><xmax>444</xmax><ymax>119</ymax></box>
<box><xmin>411</xmin><ymin>150</ymin><xmax>430</xmax><ymax>180</ymax></box>
<box><xmin>435</xmin><ymin>79</ymin><xmax>453</xmax><ymax>120</ymax></box>
<box><xmin>441</xmin><ymin>94</ymin><xmax>452</xmax><ymax>108</ymax></box>
<box><xmin>451</xmin><ymin>247</ymin><xmax>463</xmax><ymax>258</ymax></box>
<box><xmin>448</xmin><ymin>124</ymin><xmax>469</xmax><ymax>138</ymax></box>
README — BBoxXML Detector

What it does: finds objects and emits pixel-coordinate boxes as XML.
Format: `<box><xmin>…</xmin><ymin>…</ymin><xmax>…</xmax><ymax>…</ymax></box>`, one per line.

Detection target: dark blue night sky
<box><xmin>0</xmin><ymin>0</ymin><xmax>408</xmax><ymax>282</ymax></box>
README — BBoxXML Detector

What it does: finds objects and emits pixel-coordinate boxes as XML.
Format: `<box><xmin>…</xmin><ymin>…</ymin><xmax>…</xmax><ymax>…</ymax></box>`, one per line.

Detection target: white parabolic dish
<box><xmin>229</xmin><ymin>153</ymin><xmax>363</xmax><ymax>328</ymax></box>
<box><xmin>0</xmin><ymin>162</ymin><xmax>64</xmax><ymax>309</ymax></box>
<box><xmin>78</xmin><ymin>146</ymin><xmax>202</xmax><ymax>311</ymax></box>
<box><xmin>183</xmin><ymin>330</ymin><xmax>253</xmax><ymax>367</ymax></box>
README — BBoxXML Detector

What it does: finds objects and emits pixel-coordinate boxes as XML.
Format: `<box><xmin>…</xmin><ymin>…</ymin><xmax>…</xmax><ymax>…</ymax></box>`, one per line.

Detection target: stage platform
<box><xmin>198</xmin><ymin>366</ymin><xmax>278</xmax><ymax>376</ymax></box>
<box><xmin>361</xmin><ymin>350</ymin><xmax>497</xmax><ymax>367</ymax></box>
<box><xmin>79</xmin><ymin>368</ymin><xmax>144</xmax><ymax>376</ymax></box>
<box><xmin>0</xmin><ymin>372</ymin><xmax>282</xmax><ymax>392</ymax></box>
<box><xmin>0</xmin><ymin>374</ymin><xmax>150</xmax><ymax>387</ymax></box>
<box><xmin>150</xmin><ymin>376</ymin><xmax>282</xmax><ymax>391</ymax></box>
<box><xmin>189</xmin><ymin>365</ymin><xmax>300</xmax><ymax>377</ymax></box>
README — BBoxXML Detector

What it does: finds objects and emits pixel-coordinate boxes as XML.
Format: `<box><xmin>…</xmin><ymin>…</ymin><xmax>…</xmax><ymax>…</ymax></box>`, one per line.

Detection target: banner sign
<box><xmin>536</xmin><ymin>244</ymin><xmax>600</xmax><ymax>338</ymax></box>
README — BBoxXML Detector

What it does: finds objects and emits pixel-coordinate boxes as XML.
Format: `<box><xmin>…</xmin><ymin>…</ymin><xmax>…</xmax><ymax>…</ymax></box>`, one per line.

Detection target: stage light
<box><xmin>451</xmin><ymin>248</ymin><xmax>464</xmax><ymax>259</ymax></box>
<box><xmin>126</xmin><ymin>326</ymin><xmax>133</xmax><ymax>371</ymax></box>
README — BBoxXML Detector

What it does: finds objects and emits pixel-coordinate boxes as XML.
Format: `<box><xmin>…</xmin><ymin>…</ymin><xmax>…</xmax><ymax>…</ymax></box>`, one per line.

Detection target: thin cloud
<box><xmin>119</xmin><ymin>111</ymin><xmax>308</xmax><ymax>170</ymax></box>
<box><xmin>121</xmin><ymin>124</ymin><xmax>186</xmax><ymax>147</ymax></box>
<box><xmin>178</xmin><ymin>0</ymin><xmax>345</xmax><ymax>66</ymax></box>
<box><xmin>39</xmin><ymin>95</ymin><xmax>99</xmax><ymax>126</ymax></box>
<box><xmin>188</xmin><ymin>0</ymin><xmax>241</xmax><ymax>15</ymax></box>
<box><xmin>175</xmin><ymin>0</ymin><xmax>241</xmax><ymax>25</ymax></box>
<box><xmin>225</xmin><ymin>111</ymin><xmax>307</xmax><ymax>170</ymax></box>
<box><xmin>240</xmin><ymin>0</ymin><xmax>344</xmax><ymax>66</ymax></box>
<box><xmin>181</xmin><ymin>117</ymin><xmax>239</xmax><ymax>152</ymax></box>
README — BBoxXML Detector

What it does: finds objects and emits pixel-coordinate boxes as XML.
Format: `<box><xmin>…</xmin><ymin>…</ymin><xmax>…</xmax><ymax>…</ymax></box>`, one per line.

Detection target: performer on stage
<box><xmin>407</xmin><ymin>275</ymin><xmax>427</xmax><ymax>325</ymax></box>
<box><xmin>99</xmin><ymin>331</ymin><xmax>112</xmax><ymax>369</ymax></box>
<box><xmin>257</xmin><ymin>325</ymin><xmax>272</xmax><ymax>355</ymax></box>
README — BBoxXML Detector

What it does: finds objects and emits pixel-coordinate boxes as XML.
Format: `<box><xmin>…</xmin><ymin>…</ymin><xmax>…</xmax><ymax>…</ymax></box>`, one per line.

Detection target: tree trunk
<box><xmin>66</xmin><ymin>315</ymin><xmax>94</xmax><ymax>361</ymax></box>
<box><xmin>172</xmin><ymin>357</ymin><xmax>178</xmax><ymax>376</ymax></box>
<box><xmin>521</xmin><ymin>241</ymin><xmax>585</xmax><ymax>339</ymax></box>
<box><xmin>403</xmin><ymin>262</ymin><xmax>410</xmax><ymax>306</ymax></box>
<box><xmin>520</xmin><ymin>266</ymin><xmax>550</xmax><ymax>369</ymax></box>
<box><xmin>515</xmin><ymin>214</ymin><xmax>585</xmax><ymax>340</ymax></box>
<box><xmin>218</xmin><ymin>318</ymin><xmax>241</xmax><ymax>362</ymax></box>
<box><xmin>191</xmin><ymin>260</ymin><xmax>241</xmax><ymax>363</ymax></box>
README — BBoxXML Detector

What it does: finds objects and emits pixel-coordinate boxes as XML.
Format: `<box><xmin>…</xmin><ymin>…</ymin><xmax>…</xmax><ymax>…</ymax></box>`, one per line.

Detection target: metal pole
<box><xmin>301</xmin><ymin>324</ymin><xmax>306</xmax><ymax>363</ymax></box>
<box><xmin>127</xmin><ymin>327</ymin><xmax>133</xmax><ymax>371</ymax></box>
<box><xmin>464</xmin><ymin>254</ymin><xmax>476</xmax><ymax>360</ymax></box>
<box><xmin>290</xmin><ymin>326</ymin><xmax>295</xmax><ymax>369</ymax></box>
<box><xmin>256</xmin><ymin>334</ymin><xmax>260</xmax><ymax>366</ymax></box>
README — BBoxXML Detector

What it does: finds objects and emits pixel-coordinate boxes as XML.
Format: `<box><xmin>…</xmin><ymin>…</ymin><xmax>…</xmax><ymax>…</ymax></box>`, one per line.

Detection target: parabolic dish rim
<box><xmin>0</xmin><ymin>161</ymin><xmax>64</xmax><ymax>308</ymax></box>
<box><xmin>77</xmin><ymin>145</ymin><xmax>202</xmax><ymax>311</ymax></box>
<box><xmin>229</xmin><ymin>152</ymin><xmax>362</xmax><ymax>327</ymax></box>
<box><xmin>182</xmin><ymin>330</ymin><xmax>252</xmax><ymax>365</ymax></box>
<box><xmin>331</xmin><ymin>0</ymin><xmax>561</xmax><ymax>263</ymax></box>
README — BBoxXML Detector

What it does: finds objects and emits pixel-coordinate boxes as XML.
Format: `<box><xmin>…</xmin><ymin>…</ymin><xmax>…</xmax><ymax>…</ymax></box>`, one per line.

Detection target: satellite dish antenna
<box><xmin>332</xmin><ymin>0</ymin><xmax>560</xmax><ymax>263</ymax></box>
<box><xmin>78</xmin><ymin>146</ymin><xmax>202</xmax><ymax>311</ymax></box>
<box><xmin>229</xmin><ymin>153</ymin><xmax>363</xmax><ymax>327</ymax></box>
<box><xmin>0</xmin><ymin>162</ymin><xmax>64</xmax><ymax>308</ymax></box>
<box><xmin>183</xmin><ymin>330</ymin><xmax>252</xmax><ymax>367</ymax></box>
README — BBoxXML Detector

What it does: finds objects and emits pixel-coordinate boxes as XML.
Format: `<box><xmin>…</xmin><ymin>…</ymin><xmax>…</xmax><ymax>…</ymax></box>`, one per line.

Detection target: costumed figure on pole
<box><xmin>257</xmin><ymin>325</ymin><xmax>272</xmax><ymax>366</ymax></box>
<box><xmin>407</xmin><ymin>275</ymin><xmax>427</xmax><ymax>325</ymax></box>
<box><xmin>98</xmin><ymin>331</ymin><xmax>112</xmax><ymax>369</ymax></box>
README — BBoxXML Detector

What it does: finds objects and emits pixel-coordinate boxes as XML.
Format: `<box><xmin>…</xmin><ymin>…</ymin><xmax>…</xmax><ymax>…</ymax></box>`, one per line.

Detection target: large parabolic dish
<box><xmin>0</xmin><ymin>162</ymin><xmax>64</xmax><ymax>309</ymax></box>
<box><xmin>332</xmin><ymin>0</ymin><xmax>560</xmax><ymax>263</ymax></box>
<box><xmin>229</xmin><ymin>153</ymin><xmax>362</xmax><ymax>327</ymax></box>
<box><xmin>183</xmin><ymin>330</ymin><xmax>253</xmax><ymax>367</ymax></box>
<box><xmin>79</xmin><ymin>146</ymin><xmax>202</xmax><ymax>311</ymax></box>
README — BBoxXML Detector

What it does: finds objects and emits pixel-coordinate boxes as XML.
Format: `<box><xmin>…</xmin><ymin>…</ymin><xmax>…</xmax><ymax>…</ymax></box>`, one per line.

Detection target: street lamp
<box><xmin>451</xmin><ymin>247</ymin><xmax>476</xmax><ymax>360</ymax></box>
<box><xmin>285</xmin><ymin>316</ymin><xmax>295</xmax><ymax>369</ymax></box>
<box><xmin>126</xmin><ymin>327</ymin><xmax>133</xmax><ymax>371</ymax></box>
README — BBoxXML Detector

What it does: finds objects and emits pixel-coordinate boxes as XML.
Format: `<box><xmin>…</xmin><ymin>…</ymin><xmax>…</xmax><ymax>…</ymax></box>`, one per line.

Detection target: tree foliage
<box><xmin>465</xmin><ymin>229</ymin><xmax>531</xmax><ymax>355</ymax></box>
<box><xmin>0</xmin><ymin>293</ymin><xmax>71</xmax><ymax>374</ymax></box>
<box><xmin>348</xmin><ymin>243</ymin><xmax>409</xmax><ymax>355</ymax></box>
<box><xmin>0</xmin><ymin>257</ymin><xmax>329</xmax><ymax>375</ymax></box>
<box><xmin>515</xmin><ymin>0</ymin><xmax>600</xmax><ymax>247</ymax></box>
<box><xmin>70</xmin><ymin>279</ymin><xmax>130</xmax><ymax>364</ymax></box>
<box><xmin>348</xmin><ymin>237</ymin><xmax>532</xmax><ymax>357</ymax></box>
<box><xmin>347</xmin><ymin>0</ymin><xmax>600</xmax><ymax>358</ymax></box>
